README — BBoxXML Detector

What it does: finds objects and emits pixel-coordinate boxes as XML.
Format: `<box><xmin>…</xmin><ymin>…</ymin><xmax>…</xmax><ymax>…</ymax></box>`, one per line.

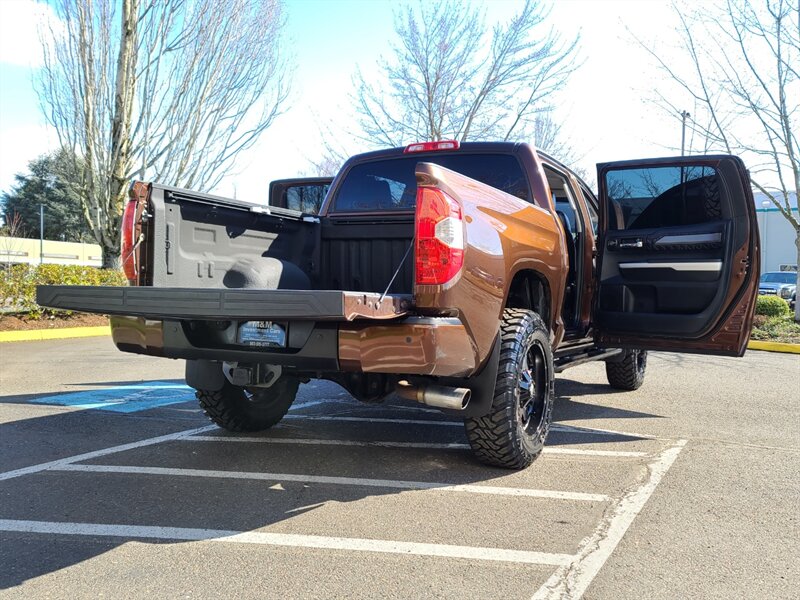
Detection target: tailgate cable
<box><xmin>378</xmin><ymin>238</ymin><xmax>414</xmax><ymax>305</ymax></box>
<box><xmin>123</xmin><ymin>233</ymin><xmax>145</xmax><ymax>264</ymax></box>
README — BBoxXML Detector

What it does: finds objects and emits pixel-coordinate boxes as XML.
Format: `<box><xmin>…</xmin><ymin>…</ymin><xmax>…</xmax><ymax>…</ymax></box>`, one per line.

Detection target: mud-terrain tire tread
<box><xmin>605</xmin><ymin>349</ymin><xmax>647</xmax><ymax>391</ymax></box>
<box><xmin>464</xmin><ymin>308</ymin><xmax>554</xmax><ymax>470</ymax></box>
<box><xmin>196</xmin><ymin>378</ymin><xmax>299</xmax><ymax>432</ymax></box>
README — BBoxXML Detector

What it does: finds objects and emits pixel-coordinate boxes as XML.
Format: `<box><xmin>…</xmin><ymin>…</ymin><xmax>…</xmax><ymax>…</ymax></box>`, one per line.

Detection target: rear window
<box><xmin>332</xmin><ymin>154</ymin><xmax>529</xmax><ymax>213</ymax></box>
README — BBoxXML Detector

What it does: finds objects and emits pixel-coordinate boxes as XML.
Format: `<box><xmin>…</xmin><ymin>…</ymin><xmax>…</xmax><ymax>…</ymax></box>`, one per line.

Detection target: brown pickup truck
<box><xmin>37</xmin><ymin>141</ymin><xmax>760</xmax><ymax>469</ymax></box>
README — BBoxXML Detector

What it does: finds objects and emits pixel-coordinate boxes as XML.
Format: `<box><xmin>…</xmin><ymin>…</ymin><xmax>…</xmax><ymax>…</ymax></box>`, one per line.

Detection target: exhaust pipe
<box><xmin>396</xmin><ymin>381</ymin><xmax>471</xmax><ymax>411</ymax></box>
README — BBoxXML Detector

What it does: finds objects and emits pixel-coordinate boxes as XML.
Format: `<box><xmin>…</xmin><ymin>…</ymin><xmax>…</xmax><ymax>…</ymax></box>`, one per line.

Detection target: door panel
<box><xmin>594</xmin><ymin>156</ymin><xmax>759</xmax><ymax>356</ymax></box>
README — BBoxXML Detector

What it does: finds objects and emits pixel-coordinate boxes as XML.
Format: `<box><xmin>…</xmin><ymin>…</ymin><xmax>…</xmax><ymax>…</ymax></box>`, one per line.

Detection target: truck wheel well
<box><xmin>506</xmin><ymin>271</ymin><xmax>551</xmax><ymax>329</ymax></box>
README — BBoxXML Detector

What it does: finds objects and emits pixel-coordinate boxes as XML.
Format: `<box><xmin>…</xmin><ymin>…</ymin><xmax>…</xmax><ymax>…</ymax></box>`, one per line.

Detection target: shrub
<box><xmin>755</xmin><ymin>295</ymin><xmax>790</xmax><ymax>318</ymax></box>
<box><xmin>0</xmin><ymin>264</ymin><xmax>127</xmax><ymax>318</ymax></box>
<box><xmin>750</xmin><ymin>314</ymin><xmax>800</xmax><ymax>343</ymax></box>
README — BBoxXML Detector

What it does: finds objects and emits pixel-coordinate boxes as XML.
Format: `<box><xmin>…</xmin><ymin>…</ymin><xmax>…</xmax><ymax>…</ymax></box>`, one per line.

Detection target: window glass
<box><xmin>284</xmin><ymin>184</ymin><xmax>329</xmax><ymax>214</ymax></box>
<box><xmin>760</xmin><ymin>272</ymin><xmax>795</xmax><ymax>284</ymax></box>
<box><xmin>581</xmin><ymin>187</ymin><xmax>599</xmax><ymax>235</ymax></box>
<box><xmin>333</xmin><ymin>154</ymin><xmax>529</xmax><ymax>212</ymax></box>
<box><xmin>545</xmin><ymin>166</ymin><xmax>581</xmax><ymax>237</ymax></box>
<box><xmin>605</xmin><ymin>166</ymin><xmax>720</xmax><ymax>230</ymax></box>
<box><xmin>555</xmin><ymin>199</ymin><xmax>578</xmax><ymax>234</ymax></box>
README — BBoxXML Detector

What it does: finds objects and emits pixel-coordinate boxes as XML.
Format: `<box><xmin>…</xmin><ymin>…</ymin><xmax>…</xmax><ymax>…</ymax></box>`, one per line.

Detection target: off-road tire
<box><xmin>605</xmin><ymin>349</ymin><xmax>647</xmax><ymax>391</ymax></box>
<box><xmin>196</xmin><ymin>378</ymin><xmax>299</xmax><ymax>432</ymax></box>
<box><xmin>464</xmin><ymin>309</ymin><xmax>554</xmax><ymax>470</ymax></box>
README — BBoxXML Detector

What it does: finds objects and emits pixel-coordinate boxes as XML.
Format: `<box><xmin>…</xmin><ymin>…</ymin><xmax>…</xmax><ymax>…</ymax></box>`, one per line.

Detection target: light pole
<box><xmin>39</xmin><ymin>204</ymin><xmax>44</xmax><ymax>265</ymax></box>
<box><xmin>680</xmin><ymin>110</ymin><xmax>690</xmax><ymax>156</ymax></box>
<box><xmin>761</xmin><ymin>199</ymin><xmax>771</xmax><ymax>271</ymax></box>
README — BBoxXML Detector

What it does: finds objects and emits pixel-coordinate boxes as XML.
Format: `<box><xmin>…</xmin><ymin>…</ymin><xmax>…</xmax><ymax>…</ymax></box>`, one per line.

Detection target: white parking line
<box><xmin>284</xmin><ymin>414</ymin><xmax>658</xmax><ymax>440</ymax></box>
<box><xmin>544</xmin><ymin>448</ymin><xmax>648</xmax><ymax>458</ymax></box>
<box><xmin>289</xmin><ymin>399</ymin><xmax>334</xmax><ymax>411</ymax></box>
<box><xmin>0</xmin><ymin>398</ymin><xmax>324</xmax><ymax>483</ymax></box>
<box><xmin>0</xmin><ymin>425</ymin><xmax>218</xmax><ymax>482</ymax></box>
<box><xmin>52</xmin><ymin>464</ymin><xmax>611</xmax><ymax>502</ymax></box>
<box><xmin>551</xmin><ymin>424</ymin><xmax>659</xmax><ymax>440</ymax></box>
<box><xmin>186</xmin><ymin>435</ymin><xmax>471</xmax><ymax>450</ymax></box>
<box><xmin>531</xmin><ymin>439</ymin><xmax>688</xmax><ymax>600</ymax></box>
<box><xmin>185</xmin><ymin>435</ymin><xmax>648</xmax><ymax>458</ymax></box>
<box><xmin>0</xmin><ymin>519</ymin><xmax>574</xmax><ymax>566</ymax></box>
<box><xmin>283</xmin><ymin>414</ymin><xmax>462</xmax><ymax>426</ymax></box>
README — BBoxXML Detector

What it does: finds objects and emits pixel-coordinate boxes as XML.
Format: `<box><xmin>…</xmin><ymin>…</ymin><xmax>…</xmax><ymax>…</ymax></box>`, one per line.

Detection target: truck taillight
<box><xmin>121</xmin><ymin>197</ymin><xmax>139</xmax><ymax>284</ymax></box>
<box><xmin>415</xmin><ymin>186</ymin><xmax>464</xmax><ymax>286</ymax></box>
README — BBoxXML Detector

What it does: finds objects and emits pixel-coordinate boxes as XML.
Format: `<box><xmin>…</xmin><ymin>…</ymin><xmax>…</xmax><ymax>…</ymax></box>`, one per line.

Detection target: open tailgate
<box><xmin>36</xmin><ymin>286</ymin><xmax>412</xmax><ymax>321</ymax></box>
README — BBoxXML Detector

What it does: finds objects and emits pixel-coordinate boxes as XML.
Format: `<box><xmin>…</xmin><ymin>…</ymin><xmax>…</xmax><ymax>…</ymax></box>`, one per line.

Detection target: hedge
<box><xmin>755</xmin><ymin>294</ymin><xmax>790</xmax><ymax>318</ymax></box>
<box><xmin>0</xmin><ymin>264</ymin><xmax>127</xmax><ymax>318</ymax></box>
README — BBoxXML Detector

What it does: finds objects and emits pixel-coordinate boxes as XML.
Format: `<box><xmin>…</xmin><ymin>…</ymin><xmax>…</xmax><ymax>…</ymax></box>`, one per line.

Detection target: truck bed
<box><xmin>148</xmin><ymin>185</ymin><xmax>414</xmax><ymax>295</ymax></box>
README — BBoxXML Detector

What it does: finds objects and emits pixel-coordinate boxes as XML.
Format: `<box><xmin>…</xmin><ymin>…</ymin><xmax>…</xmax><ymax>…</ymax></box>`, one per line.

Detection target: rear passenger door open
<box><xmin>594</xmin><ymin>155</ymin><xmax>760</xmax><ymax>356</ymax></box>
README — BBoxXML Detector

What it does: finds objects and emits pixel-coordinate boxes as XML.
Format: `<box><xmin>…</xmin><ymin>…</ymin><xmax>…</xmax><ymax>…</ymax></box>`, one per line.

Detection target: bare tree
<box><xmin>0</xmin><ymin>212</ymin><xmax>27</xmax><ymax>270</ymax></box>
<box><xmin>636</xmin><ymin>0</ymin><xmax>799</xmax><ymax>320</ymax></box>
<box><xmin>353</xmin><ymin>0</ymin><xmax>579</xmax><ymax>147</ymax></box>
<box><xmin>304</xmin><ymin>124</ymin><xmax>351</xmax><ymax>177</ymax></box>
<box><xmin>37</xmin><ymin>0</ymin><xmax>290</xmax><ymax>268</ymax></box>
<box><xmin>530</xmin><ymin>111</ymin><xmax>591</xmax><ymax>182</ymax></box>
<box><xmin>306</xmin><ymin>152</ymin><xmax>346</xmax><ymax>178</ymax></box>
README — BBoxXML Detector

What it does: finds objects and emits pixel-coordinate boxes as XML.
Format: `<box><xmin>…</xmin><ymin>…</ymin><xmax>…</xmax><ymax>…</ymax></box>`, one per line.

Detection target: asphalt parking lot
<box><xmin>0</xmin><ymin>337</ymin><xmax>798</xmax><ymax>599</ymax></box>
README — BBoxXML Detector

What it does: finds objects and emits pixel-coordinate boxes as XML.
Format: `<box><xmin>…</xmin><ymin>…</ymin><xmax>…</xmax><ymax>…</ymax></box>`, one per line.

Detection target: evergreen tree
<box><xmin>1</xmin><ymin>149</ymin><xmax>89</xmax><ymax>242</ymax></box>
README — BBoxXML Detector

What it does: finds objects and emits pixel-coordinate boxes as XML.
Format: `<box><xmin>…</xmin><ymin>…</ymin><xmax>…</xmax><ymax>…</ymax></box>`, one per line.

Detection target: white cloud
<box><xmin>0</xmin><ymin>123</ymin><xmax>57</xmax><ymax>194</ymax></box>
<box><xmin>0</xmin><ymin>0</ymin><xmax>59</xmax><ymax>68</ymax></box>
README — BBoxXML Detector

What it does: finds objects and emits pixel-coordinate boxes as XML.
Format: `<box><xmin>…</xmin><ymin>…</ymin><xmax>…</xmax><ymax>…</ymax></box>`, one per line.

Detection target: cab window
<box><xmin>284</xmin><ymin>184</ymin><xmax>329</xmax><ymax>214</ymax></box>
<box><xmin>333</xmin><ymin>154</ymin><xmax>530</xmax><ymax>213</ymax></box>
<box><xmin>605</xmin><ymin>166</ymin><xmax>721</xmax><ymax>230</ymax></box>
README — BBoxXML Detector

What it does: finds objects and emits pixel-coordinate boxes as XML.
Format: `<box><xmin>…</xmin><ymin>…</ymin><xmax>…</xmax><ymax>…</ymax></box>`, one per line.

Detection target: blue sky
<box><xmin>0</xmin><ymin>0</ymin><xmax>687</xmax><ymax>203</ymax></box>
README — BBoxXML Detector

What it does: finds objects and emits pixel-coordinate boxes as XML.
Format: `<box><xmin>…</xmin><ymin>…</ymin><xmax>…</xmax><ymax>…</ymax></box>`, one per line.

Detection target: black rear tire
<box><xmin>196</xmin><ymin>378</ymin><xmax>299</xmax><ymax>432</ymax></box>
<box><xmin>464</xmin><ymin>309</ymin><xmax>554</xmax><ymax>470</ymax></box>
<box><xmin>605</xmin><ymin>349</ymin><xmax>647</xmax><ymax>391</ymax></box>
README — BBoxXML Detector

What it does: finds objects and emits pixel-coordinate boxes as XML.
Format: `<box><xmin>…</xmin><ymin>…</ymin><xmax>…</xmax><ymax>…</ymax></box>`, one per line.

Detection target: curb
<box><xmin>0</xmin><ymin>326</ymin><xmax>110</xmax><ymax>343</ymax></box>
<box><xmin>747</xmin><ymin>339</ymin><xmax>800</xmax><ymax>354</ymax></box>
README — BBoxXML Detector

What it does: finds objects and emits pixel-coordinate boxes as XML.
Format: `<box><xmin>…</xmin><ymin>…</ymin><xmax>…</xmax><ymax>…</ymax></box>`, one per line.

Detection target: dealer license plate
<box><xmin>237</xmin><ymin>321</ymin><xmax>287</xmax><ymax>348</ymax></box>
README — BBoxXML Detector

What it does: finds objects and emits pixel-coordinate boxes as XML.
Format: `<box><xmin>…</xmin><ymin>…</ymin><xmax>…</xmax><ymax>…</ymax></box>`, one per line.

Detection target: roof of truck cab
<box><xmin>321</xmin><ymin>141</ymin><xmax>558</xmax><ymax>216</ymax></box>
<box><xmin>343</xmin><ymin>141</ymin><xmax>527</xmax><ymax>163</ymax></box>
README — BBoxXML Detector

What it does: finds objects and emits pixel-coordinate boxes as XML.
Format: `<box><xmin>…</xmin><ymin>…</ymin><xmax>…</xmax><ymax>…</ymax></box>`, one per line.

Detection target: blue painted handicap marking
<box><xmin>31</xmin><ymin>382</ymin><xmax>195</xmax><ymax>413</ymax></box>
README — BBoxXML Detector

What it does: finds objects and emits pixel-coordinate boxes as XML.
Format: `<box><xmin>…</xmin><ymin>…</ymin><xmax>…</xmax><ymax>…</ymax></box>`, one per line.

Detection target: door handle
<box><xmin>607</xmin><ymin>238</ymin><xmax>644</xmax><ymax>250</ymax></box>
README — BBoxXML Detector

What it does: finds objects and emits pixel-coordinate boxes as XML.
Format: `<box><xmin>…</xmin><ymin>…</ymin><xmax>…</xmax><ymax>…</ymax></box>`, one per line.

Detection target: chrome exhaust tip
<box><xmin>396</xmin><ymin>381</ymin><xmax>471</xmax><ymax>410</ymax></box>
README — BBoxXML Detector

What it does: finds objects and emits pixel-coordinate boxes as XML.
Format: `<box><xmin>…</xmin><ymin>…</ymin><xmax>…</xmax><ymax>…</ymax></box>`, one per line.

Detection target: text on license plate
<box><xmin>237</xmin><ymin>321</ymin><xmax>287</xmax><ymax>347</ymax></box>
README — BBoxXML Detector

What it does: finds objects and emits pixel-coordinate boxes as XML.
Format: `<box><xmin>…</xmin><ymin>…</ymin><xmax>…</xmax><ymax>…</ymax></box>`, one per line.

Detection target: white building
<box><xmin>754</xmin><ymin>192</ymin><xmax>797</xmax><ymax>273</ymax></box>
<box><xmin>0</xmin><ymin>236</ymin><xmax>102</xmax><ymax>267</ymax></box>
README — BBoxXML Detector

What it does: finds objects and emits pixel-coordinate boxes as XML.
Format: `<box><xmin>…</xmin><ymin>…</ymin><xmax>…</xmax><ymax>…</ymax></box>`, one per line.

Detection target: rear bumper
<box><xmin>110</xmin><ymin>315</ymin><xmax>477</xmax><ymax>378</ymax></box>
<box><xmin>339</xmin><ymin>318</ymin><xmax>476</xmax><ymax>376</ymax></box>
<box><xmin>37</xmin><ymin>285</ymin><xmax>480</xmax><ymax>377</ymax></box>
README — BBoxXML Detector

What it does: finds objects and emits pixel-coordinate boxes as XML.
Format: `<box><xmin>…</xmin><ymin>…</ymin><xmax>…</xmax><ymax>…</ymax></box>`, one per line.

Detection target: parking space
<box><xmin>0</xmin><ymin>384</ymin><xmax>682</xmax><ymax>598</ymax></box>
<box><xmin>0</xmin><ymin>337</ymin><xmax>797</xmax><ymax>599</ymax></box>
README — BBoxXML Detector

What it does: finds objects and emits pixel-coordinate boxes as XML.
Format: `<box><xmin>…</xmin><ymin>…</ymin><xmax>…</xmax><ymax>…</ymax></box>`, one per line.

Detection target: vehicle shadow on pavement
<box><xmin>0</xmin><ymin>534</ymin><xmax>140</xmax><ymax>590</ymax></box>
<box><xmin>554</xmin><ymin>377</ymin><xmax>665</xmax><ymax>421</ymax></box>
